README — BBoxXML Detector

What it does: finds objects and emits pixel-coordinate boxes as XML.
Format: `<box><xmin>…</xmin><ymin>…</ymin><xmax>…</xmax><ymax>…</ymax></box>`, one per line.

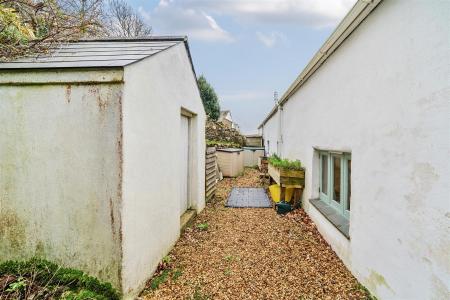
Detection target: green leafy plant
<box><xmin>5</xmin><ymin>276</ymin><xmax>27</xmax><ymax>292</ymax></box>
<box><xmin>196</xmin><ymin>223</ymin><xmax>209</xmax><ymax>231</ymax></box>
<box><xmin>171</xmin><ymin>268</ymin><xmax>183</xmax><ymax>282</ymax></box>
<box><xmin>150</xmin><ymin>270</ymin><xmax>170</xmax><ymax>290</ymax></box>
<box><xmin>268</xmin><ymin>154</ymin><xmax>302</xmax><ymax>171</ymax></box>
<box><xmin>162</xmin><ymin>255</ymin><xmax>171</xmax><ymax>264</ymax></box>
<box><xmin>0</xmin><ymin>258</ymin><xmax>120</xmax><ymax>299</ymax></box>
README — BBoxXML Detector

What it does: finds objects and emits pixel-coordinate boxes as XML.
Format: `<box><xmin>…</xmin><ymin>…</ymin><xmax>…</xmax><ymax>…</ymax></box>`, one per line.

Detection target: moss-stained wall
<box><xmin>0</xmin><ymin>74</ymin><xmax>124</xmax><ymax>288</ymax></box>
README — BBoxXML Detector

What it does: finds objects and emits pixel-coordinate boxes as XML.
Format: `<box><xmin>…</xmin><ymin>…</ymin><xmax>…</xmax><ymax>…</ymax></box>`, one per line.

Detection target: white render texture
<box><xmin>121</xmin><ymin>42</ymin><xmax>206</xmax><ymax>298</ymax></box>
<box><xmin>261</xmin><ymin>111</ymin><xmax>279</xmax><ymax>157</ymax></box>
<box><xmin>261</xmin><ymin>1</ymin><xmax>449</xmax><ymax>299</ymax></box>
<box><xmin>0</xmin><ymin>42</ymin><xmax>206</xmax><ymax>299</ymax></box>
<box><xmin>0</xmin><ymin>69</ymin><xmax>124</xmax><ymax>287</ymax></box>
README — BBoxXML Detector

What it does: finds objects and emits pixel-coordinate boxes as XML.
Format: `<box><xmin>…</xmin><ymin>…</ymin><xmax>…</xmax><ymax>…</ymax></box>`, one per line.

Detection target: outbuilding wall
<box><xmin>265</xmin><ymin>1</ymin><xmax>449</xmax><ymax>299</ymax></box>
<box><xmin>0</xmin><ymin>70</ymin><xmax>124</xmax><ymax>287</ymax></box>
<box><xmin>121</xmin><ymin>42</ymin><xmax>206</xmax><ymax>298</ymax></box>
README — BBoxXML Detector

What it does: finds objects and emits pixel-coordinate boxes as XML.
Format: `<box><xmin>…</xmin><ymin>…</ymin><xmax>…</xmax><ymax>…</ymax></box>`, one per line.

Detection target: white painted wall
<box><xmin>0</xmin><ymin>42</ymin><xmax>206</xmax><ymax>299</ymax></box>
<box><xmin>262</xmin><ymin>1</ymin><xmax>450</xmax><ymax>299</ymax></box>
<box><xmin>0</xmin><ymin>70</ymin><xmax>124</xmax><ymax>287</ymax></box>
<box><xmin>261</xmin><ymin>111</ymin><xmax>279</xmax><ymax>156</ymax></box>
<box><xmin>121</xmin><ymin>42</ymin><xmax>206</xmax><ymax>298</ymax></box>
<box><xmin>243</xmin><ymin>149</ymin><xmax>265</xmax><ymax>167</ymax></box>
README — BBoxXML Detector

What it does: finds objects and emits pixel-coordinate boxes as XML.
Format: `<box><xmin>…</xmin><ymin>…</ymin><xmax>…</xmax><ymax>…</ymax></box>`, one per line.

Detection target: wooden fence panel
<box><xmin>205</xmin><ymin>147</ymin><xmax>217</xmax><ymax>201</ymax></box>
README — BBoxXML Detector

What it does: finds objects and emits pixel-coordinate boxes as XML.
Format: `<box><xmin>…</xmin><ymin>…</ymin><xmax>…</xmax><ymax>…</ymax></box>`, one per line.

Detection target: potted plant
<box><xmin>267</xmin><ymin>154</ymin><xmax>305</xmax><ymax>186</ymax></box>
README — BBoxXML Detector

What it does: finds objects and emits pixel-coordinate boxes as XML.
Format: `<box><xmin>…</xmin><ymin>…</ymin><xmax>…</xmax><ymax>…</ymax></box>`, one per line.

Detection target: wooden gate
<box><xmin>205</xmin><ymin>147</ymin><xmax>217</xmax><ymax>201</ymax></box>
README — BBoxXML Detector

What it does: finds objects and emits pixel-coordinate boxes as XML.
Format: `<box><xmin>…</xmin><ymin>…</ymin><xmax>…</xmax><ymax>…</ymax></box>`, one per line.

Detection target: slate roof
<box><xmin>0</xmin><ymin>36</ymin><xmax>185</xmax><ymax>69</ymax></box>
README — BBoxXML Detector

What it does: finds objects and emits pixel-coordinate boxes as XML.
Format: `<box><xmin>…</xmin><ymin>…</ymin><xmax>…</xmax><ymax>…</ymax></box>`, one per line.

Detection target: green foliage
<box><xmin>171</xmin><ymin>268</ymin><xmax>183</xmax><ymax>281</ymax></box>
<box><xmin>0</xmin><ymin>5</ymin><xmax>34</xmax><ymax>48</ymax></box>
<box><xmin>268</xmin><ymin>154</ymin><xmax>302</xmax><ymax>171</ymax></box>
<box><xmin>206</xmin><ymin>139</ymin><xmax>240</xmax><ymax>148</ymax></box>
<box><xmin>196</xmin><ymin>223</ymin><xmax>209</xmax><ymax>231</ymax></box>
<box><xmin>162</xmin><ymin>255</ymin><xmax>171</xmax><ymax>264</ymax></box>
<box><xmin>223</xmin><ymin>254</ymin><xmax>239</xmax><ymax>262</ymax></box>
<box><xmin>224</xmin><ymin>255</ymin><xmax>234</xmax><ymax>262</ymax></box>
<box><xmin>5</xmin><ymin>276</ymin><xmax>26</xmax><ymax>292</ymax></box>
<box><xmin>0</xmin><ymin>0</ymin><xmax>105</xmax><ymax>60</ymax></box>
<box><xmin>61</xmin><ymin>289</ymin><xmax>108</xmax><ymax>300</ymax></box>
<box><xmin>354</xmin><ymin>283</ymin><xmax>378</xmax><ymax>300</ymax></box>
<box><xmin>150</xmin><ymin>269</ymin><xmax>170</xmax><ymax>290</ymax></box>
<box><xmin>198</xmin><ymin>75</ymin><xmax>220</xmax><ymax>121</ymax></box>
<box><xmin>191</xmin><ymin>285</ymin><xmax>211</xmax><ymax>300</ymax></box>
<box><xmin>0</xmin><ymin>258</ymin><xmax>120</xmax><ymax>300</ymax></box>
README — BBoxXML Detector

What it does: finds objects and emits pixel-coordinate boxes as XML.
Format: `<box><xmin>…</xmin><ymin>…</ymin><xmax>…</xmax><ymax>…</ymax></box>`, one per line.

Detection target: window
<box><xmin>319</xmin><ymin>151</ymin><xmax>351</xmax><ymax>219</ymax></box>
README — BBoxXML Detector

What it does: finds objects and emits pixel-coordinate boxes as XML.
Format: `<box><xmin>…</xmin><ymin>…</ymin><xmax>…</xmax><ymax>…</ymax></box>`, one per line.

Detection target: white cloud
<box><xmin>256</xmin><ymin>31</ymin><xmax>287</xmax><ymax>48</ymax></box>
<box><xmin>140</xmin><ymin>0</ymin><xmax>357</xmax><ymax>43</ymax></box>
<box><xmin>139</xmin><ymin>1</ymin><xmax>234</xmax><ymax>43</ymax></box>
<box><xmin>181</xmin><ymin>0</ymin><xmax>357</xmax><ymax>28</ymax></box>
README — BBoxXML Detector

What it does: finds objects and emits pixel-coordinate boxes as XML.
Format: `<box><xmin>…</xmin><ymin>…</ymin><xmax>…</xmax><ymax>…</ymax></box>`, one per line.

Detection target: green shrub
<box><xmin>206</xmin><ymin>139</ymin><xmax>241</xmax><ymax>148</ymax></box>
<box><xmin>0</xmin><ymin>258</ymin><xmax>120</xmax><ymax>300</ymax></box>
<box><xmin>268</xmin><ymin>154</ymin><xmax>302</xmax><ymax>171</ymax></box>
<box><xmin>150</xmin><ymin>270</ymin><xmax>170</xmax><ymax>290</ymax></box>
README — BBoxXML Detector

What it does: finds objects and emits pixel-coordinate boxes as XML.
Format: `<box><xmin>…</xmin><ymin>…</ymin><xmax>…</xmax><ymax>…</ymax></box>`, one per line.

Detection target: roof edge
<box><xmin>75</xmin><ymin>36</ymin><xmax>187</xmax><ymax>43</ymax></box>
<box><xmin>258</xmin><ymin>0</ymin><xmax>382</xmax><ymax>129</ymax></box>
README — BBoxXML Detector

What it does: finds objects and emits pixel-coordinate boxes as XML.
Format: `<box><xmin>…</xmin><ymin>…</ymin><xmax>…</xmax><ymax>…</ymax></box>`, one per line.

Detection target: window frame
<box><xmin>319</xmin><ymin>151</ymin><xmax>351</xmax><ymax>219</ymax></box>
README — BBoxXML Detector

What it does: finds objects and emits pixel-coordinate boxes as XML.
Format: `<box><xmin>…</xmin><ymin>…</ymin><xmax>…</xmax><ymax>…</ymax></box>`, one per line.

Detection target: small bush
<box><xmin>150</xmin><ymin>270</ymin><xmax>170</xmax><ymax>290</ymax></box>
<box><xmin>0</xmin><ymin>258</ymin><xmax>120</xmax><ymax>300</ymax></box>
<box><xmin>268</xmin><ymin>154</ymin><xmax>302</xmax><ymax>171</ymax></box>
<box><xmin>206</xmin><ymin>139</ymin><xmax>241</xmax><ymax>148</ymax></box>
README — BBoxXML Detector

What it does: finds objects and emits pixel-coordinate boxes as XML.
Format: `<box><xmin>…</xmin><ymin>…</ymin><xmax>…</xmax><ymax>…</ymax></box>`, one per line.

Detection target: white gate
<box><xmin>180</xmin><ymin>115</ymin><xmax>190</xmax><ymax>216</ymax></box>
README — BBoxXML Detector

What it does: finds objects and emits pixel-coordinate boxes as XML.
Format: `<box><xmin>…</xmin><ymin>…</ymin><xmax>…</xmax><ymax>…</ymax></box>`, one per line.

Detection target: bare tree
<box><xmin>0</xmin><ymin>0</ymin><xmax>104</xmax><ymax>60</ymax></box>
<box><xmin>57</xmin><ymin>0</ymin><xmax>105</xmax><ymax>37</ymax></box>
<box><xmin>0</xmin><ymin>0</ymin><xmax>153</xmax><ymax>60</ymax></box>
<box><xmin>104</xmin><ymin>0</ymin><xmax>151</xmax><ymax>38</ymax></box>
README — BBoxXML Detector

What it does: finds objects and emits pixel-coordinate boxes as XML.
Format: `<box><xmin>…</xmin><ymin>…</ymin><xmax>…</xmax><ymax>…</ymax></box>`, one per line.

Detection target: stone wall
<box><xmin>206</xmin><ymin>120</ymin><xmax>246</xmax><ymax>147</ymax></box>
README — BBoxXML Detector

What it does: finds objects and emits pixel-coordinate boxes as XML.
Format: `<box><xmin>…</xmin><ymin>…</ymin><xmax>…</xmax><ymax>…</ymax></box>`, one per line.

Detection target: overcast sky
<box><xmin>129</xmin><ymin>0</ymin><xmax>357</xmax><ymax>133</ymax></box>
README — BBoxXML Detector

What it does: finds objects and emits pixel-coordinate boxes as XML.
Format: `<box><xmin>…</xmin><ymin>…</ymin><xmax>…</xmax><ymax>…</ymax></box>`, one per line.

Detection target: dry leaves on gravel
<box><xmin>140</xmin><ymin>168</ymin><xmax>370</xmax><ymax>300</ymax></box>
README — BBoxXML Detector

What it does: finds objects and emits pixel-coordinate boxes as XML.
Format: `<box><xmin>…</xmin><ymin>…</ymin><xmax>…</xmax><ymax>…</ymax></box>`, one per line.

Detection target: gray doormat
<box><xmin>226</xmin><ymin>187</ymin><xmax>272</xmax><ymax>208</ymax></box>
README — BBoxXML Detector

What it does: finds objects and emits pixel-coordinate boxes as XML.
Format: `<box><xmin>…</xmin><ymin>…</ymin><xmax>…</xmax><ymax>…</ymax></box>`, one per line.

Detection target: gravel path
<box><xmin>141</xmin><ymin>168</ymin><xmax>369</xmax><ymax>300</ymax></box>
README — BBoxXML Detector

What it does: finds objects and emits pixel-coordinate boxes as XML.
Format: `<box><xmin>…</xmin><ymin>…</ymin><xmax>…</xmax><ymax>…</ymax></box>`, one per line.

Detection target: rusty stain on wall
<box><xmin>65</xmin><ymin>84</ymin><xmax>72</xmax><ymax>103</ymax></box>
<box><xmin>109</xmin><ymin>197</ymin><xmax>116</xmax><ymax>236</ymax></box>
<box><xmin>97</xmin><ymin>95</ymin><xmax>108</xmax><ymax>111</ymax></box>
<box><xmin>116</xmin><ymin>91</ymin><xmax>124</xmax><ymax>291</ymax></box>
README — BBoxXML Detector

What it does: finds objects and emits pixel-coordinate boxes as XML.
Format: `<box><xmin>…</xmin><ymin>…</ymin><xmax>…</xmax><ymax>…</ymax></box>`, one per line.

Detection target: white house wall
<box><xmin>0</xmin><ymin>70</ymin><xmax>124</xmax><ymax>287</ymax></box>
<box><xmin>261</xmin><ymin>111</ymin><xmax>279</xmax><ymax>156</ymax></box>
<box><xmin>121</xmin><ymin>42</ymin><xmax>206</xmax><ymax>298</ymax></box>
<box><xmin>270</xmin><ymin>1</ymin><xmax>449</xmax><ymax>299</ymax></box>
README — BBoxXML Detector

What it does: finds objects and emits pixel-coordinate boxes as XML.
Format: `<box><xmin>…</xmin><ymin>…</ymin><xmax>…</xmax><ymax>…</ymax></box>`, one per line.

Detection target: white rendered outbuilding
<box><xmin>0</xmin><ymin>37</ymin><xmax>206</xmax><ymax>298</ymax></box>
<box><xmin>259</xmin><ymin>1</ymin><xmax>449</xmax><ymax>299</ymax></box>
